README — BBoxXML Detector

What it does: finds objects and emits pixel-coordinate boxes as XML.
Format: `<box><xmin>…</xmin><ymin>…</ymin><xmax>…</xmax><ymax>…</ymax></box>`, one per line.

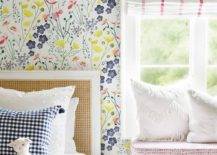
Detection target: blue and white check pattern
<box><xmin>0</xmin><ymin>106</ymin><xmax>62</xmax><ymax>155</ymax></box>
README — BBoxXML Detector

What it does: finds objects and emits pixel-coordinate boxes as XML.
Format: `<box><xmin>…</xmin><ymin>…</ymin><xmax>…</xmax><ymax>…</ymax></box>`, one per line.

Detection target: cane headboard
<box><xmin>0</xmin><ymin>71</ymin><xmax>100</xmax><ymax>155</ymax></box>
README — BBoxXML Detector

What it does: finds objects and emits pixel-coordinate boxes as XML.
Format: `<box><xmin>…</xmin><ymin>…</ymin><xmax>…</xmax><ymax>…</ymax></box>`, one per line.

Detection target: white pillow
<box><xmin>131</xmin><ymin>80</ymin><xmax>189</xmax><ymax>141</ymax></box>
<box><xmin>187</xmin><ymin>89</ymin><xmax>217</xmax><ymax>143</ymax></box>
<box><xmin>0</xmin><ymin>86</ymin><xmax>75</xmax><ymax>155</ymax></box>
<box><xmin>65</xmin><ymin>97</ymin><xmax>79</xmax><ymax>153</ymax></box>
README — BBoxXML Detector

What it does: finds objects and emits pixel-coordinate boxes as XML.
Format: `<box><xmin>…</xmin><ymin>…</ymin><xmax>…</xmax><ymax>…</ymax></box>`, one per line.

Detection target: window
<box><xmin>124</xmin><ymin>16</ymin><xmax>217</xmax><ymax>95</ymax></box>
<box><xmin>208</xmin><ymin>19</ymin><xmax>217</xmax><ymax>95</ymax></box>
<box><xmin>122</xmin><ymin>16</ymin><xmax>217</xmax><ymax>138</ymax></box>
<box><xmin>140</xmin><ymin>19</ymin><xmax>189</xmax><ymax>85</ymax></box>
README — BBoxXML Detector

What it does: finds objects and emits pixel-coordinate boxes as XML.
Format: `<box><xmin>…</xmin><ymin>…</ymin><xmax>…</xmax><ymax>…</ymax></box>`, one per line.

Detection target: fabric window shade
<box><xmin>126</xmin><ymin>0</ymin><xmax>217</xmax><ymax>16</ymax></box>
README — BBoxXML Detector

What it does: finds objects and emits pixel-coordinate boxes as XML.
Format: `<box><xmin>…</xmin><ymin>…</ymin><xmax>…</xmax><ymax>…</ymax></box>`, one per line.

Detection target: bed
<box><xmin>0</xmin><ymin>71</ymin><xmax>101</xmax><ymax>155</ymax></box>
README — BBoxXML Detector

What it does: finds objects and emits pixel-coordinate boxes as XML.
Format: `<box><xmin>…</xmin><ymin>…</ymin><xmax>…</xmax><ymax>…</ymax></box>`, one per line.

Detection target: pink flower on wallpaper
<box><xmin>0</xmin><ymin>35</ymin><xmax>8</xmax><ymax>47</ymax></box>
<box><xmin>68</xmin><ymin>0</ymin><xmax>77</xmax><ymax>10</ymax></box>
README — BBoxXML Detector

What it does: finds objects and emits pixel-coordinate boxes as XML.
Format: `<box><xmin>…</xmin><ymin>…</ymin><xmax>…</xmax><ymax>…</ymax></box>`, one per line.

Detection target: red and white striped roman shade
<box><xmin>126</xmin><ymin>0</ymin><xmax>217</xmax><ymax>16</ymax></box>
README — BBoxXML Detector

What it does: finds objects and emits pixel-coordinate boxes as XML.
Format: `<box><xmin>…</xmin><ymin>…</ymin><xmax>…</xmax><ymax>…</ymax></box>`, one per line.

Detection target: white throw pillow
<box><xmin>0</xmin><ymin>86</ymin><xmax>75</xmax><ymax>155</ymax></box>
<box><xmin>131</xmin><ymin>80</ymin><xmax>189</xmax><ymax>141</ymax></box>
<box><xmin>65</xmin><ymin>97</ymin><xmax>79</xmax><ymax>153</ymax></box>
<box><xmin>187</xmin><ymin>89</ymin><xmax>217</xmax><ymax>143</ymax></box>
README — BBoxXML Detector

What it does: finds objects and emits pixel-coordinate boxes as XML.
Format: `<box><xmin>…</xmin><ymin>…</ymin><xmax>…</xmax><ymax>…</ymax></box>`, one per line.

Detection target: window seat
<box><xmin>132</xmin><ymin>141</ymin><xmax>217</xmax><ymax>155</ymax></box>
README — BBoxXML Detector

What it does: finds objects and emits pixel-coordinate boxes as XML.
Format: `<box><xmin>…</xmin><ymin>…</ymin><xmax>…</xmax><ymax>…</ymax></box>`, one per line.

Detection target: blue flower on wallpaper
<box><xmin>114</xmin><ymin>58</ymin><xmax>119</xmax><ymax>64</ymax></box>
<box><xmin>101</xmin><ymin>143</ymin><xmax>105</xmax><ymax>151</ymax></box>
<box><xmin>107</xmin><ymin>0</ymin><xmax>117</xmax><ymax>9</ymax></box>
<box><xmin>108</xmin><ymin>70</ymin><xmax>117</xmax><ymax>78</ymax></box>
<box><xmin>107</xmin><ymin>129</ymin><xmax>115</xmax><ymax>137</ymax></box>
<box><xmin>101</xmin><ymin>123</ymin><xmax>121</xmax><ymax>152</ymax></box>
<box><xmin>106</xmin><ymin>78</ymin><xmax>112</xmax><ymax>84</ymax></box>
<box><xmin>95</xmin><ymin>5</ymin><xmax>104</xmax><ymax>14</ymax></box>
<box><xmin>100</xmin><ymin>59</ymin><xmax>118</xmax><ymax>87</ymax></box>
<box><xmin>107</xmin><ymin>145</ymin><xmax>112</xmax><ymax>151</ymax></box>
<box><xmin>114</xmin><ymin>126</ymin><xmax>120</xmax><ymax>132</ymax></box>
<box><xmin>100</xmin><ymin>76</ymin><xmax>105</xmax><ymax>84</ymax></box>
<box><xmin>26</xmin><ymin>40</ymin><xmax>36</xmax><ymax>49</ymax></box>
<box><xmin>37</xmin><ymin>25</ymin><xmax>46</xmax><ymax>34</ymax></box>
<box><xmin>108</xmin><ymin>137</ymin><xmax>117</xmax><ymax>146</ymax></box>
<box><xmin>44</xmin><ymin>23</ymin><xmax>50</xmax><ymax>29</ymax></box>
<box><xmin>106</xmin><ymin>61</ymin><xmax>114</xmax><ymax>69</ymax></box>
<box><xmin>39</xmin><ymin>35</ymin><xmax>48</xmax><ymax>44</ymax></box>
<box><xmin>94</xmin><ymin>0</ymin><xmax>117</xmax><ymax>21</ymax></box>
<box><xmin>106</xmin><ymin>8</ymin><xmax>112</xmax><ymax>14</ymax></box>
<box><xmin>37</xmin><ymin>43</ymin><xmax>43</xmax><ymax>49</ymax></box>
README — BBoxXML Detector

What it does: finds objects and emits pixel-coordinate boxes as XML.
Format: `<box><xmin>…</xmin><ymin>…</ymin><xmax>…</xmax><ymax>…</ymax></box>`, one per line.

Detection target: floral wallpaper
<box><xmin>0</xmin><ymin>0</ymin><xmax>126</xmax><ymax>154</ymax></box>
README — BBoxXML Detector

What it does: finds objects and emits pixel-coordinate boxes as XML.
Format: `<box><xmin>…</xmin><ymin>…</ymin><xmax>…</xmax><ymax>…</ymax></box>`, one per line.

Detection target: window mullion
<box><xmin>121</xmin><ymin>15</ymin><xmax>140</xmax><ymax>139</ymax></box>
<box><xmin>190</xmin><ymin>18</ymin><xmax>207</xmax><ymax>91</ymax></box>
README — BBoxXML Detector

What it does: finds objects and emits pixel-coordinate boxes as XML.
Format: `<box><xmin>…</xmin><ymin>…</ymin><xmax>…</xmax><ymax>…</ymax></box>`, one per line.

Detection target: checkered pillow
<box><xmin>0</xmin><ymin>106</ymin><xmax>64</xmax><ymax>155</ymax></box>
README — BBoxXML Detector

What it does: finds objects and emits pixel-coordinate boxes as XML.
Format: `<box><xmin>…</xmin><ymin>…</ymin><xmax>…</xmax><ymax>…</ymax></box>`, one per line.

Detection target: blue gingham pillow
<box><xmin>0</xmin><ymin>106</ymin><xmax>64</xmax><ymax>155</ymax></box>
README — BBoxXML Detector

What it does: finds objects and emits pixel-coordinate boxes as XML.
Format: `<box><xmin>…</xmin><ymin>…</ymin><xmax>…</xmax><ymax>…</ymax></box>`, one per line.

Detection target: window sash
<box><xmin>122</xmin><ymin>15</ymin><xmax>209</xmax><ymax>139</ymax></box>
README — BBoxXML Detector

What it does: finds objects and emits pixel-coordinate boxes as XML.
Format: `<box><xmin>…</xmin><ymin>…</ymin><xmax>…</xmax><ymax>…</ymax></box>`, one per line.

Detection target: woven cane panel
<box><xmin>0</xmin><ymin>80</ymin><xmax>91</xmax><ymax>155</ymax></box>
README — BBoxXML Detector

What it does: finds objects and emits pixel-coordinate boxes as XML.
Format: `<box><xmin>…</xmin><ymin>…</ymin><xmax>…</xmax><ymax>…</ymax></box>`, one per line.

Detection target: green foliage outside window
<box><xmin>208</xmin><ymin>20</ymin><xmax>217</xmax><ymax>95</ymax></box>
<box><xmin>207</xmin><ymin>68</ymin><xmax>217</xmax><ymax>95</ymax></box>
<box><xmin>140</xmin><ymin>68</ymin><xmax>188</xmax><ymax>85</ymax></box>
<box><xmin>209</xmin><ymin>20</ymin><xmax>217</xmax><ymax>65</ymax></box>
<box><xmin>140</xmin><ymin>19</ymin><xmax>189</xmax><ymax>85</ymax></box>
<box><xmin>140</xmin><ymin>19</ymin><xmax>189</xmax><ymax>65</ymax></box>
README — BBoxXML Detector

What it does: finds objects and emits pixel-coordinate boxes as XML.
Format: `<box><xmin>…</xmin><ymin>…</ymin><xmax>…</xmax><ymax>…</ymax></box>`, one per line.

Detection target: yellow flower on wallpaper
<box><xmin>104</xmin><ymin>34</ymin><xmax>114</xmax><ymax>43</ymax></box>
<box><xmin>71</xmin><ymin>41</ymin><xmax>81</xmax><ymax>50</ymax></box>
<box><xmin>94</xmin><ymin>30</ymin><xmax>103</xmax><ymax>38</ymax></box>
<box><xmin>25</xmin><ymin>64</ymin><xmax>35</xmax><ymax>71</ymax></box>
<box><xmin>1</xmin><ymin>7</ymin><xmax>9</xmax><ymax>15</ymax></box>
<box><xmin>123</xmin><ymin>140</ymin><xmax>131</xmax><ymax>151</ymax></box>
<box><xmin>34</xmin><ymin>0</ymin><xmax>45</xmax><ymax>7</ymax></box>
<box><xmin>92</xmin><ymin>55</ymin><xmax>100</xmax><ymax>62</ymax></box>
<box><xmin>23</xmin><ymin>9</ymin><xmax>33</xmax><ymax>17</ymax></box>
<box><xmin>55</xmin><ymin>39</ymin><xmax>66</xmax><ymax>49</ymax></box>
<box><xmin>23</xmin><ymin>20</ymin><xmax>31</xmax><ymax>28</ymax></box>
<box><xmin>92</xmin><ymin>44</ymin><xmax>103</xmax><ymax>53</ymax></box>
<box><xmin>90</xmin><ymin>39</ymin><xmax>98</xmax><ymax>45</ymax></box>
<box><xmin>103</xmin><ymin>100</ymin><xmax>114</xmax><ymax>113</ymax></box>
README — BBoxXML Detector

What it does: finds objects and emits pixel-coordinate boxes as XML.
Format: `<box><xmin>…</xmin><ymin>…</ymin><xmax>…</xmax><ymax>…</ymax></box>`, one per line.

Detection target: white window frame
<box><xmin>121</xmin><ymin>15</ymin><xmax>209</xmax><ymax>139</ymax></box>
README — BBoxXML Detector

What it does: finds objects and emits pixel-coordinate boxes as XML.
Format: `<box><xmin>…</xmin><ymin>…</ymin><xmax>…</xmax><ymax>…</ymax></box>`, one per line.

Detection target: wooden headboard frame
<box><xmin>0</xmin><ymin>71</ymin><xmax>101</xmax><ymax>155</ymax></box>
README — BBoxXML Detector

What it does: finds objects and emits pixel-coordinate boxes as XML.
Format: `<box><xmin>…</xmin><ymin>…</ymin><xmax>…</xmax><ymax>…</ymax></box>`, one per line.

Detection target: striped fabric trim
<box><xmin>198</xmin><ymin>0</ymin><xmax>203</xmax><ymax>16</ymax></box>
<box><xmin>160</xmin><ymin>0</ymin><xmax>165</xmax><ymax>15</ymax></box>
<box><xmin>142</xmin><ymin>0</ymin><xmax>145</xmax><ymax>14</ymax></box>
<box><xmin>127</xmin><ymin>0</ymin><xmax>217</xmax><ymax>16</ymax></box>
<box><xmin>179</xmin><ymin>0</ymin><xmax>184</xmax><ymax>15</ymax></box>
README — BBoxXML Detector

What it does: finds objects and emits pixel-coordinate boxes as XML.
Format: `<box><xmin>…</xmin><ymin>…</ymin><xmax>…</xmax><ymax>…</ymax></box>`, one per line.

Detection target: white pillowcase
<box><xmin>187</xmin><ymin>89</ymin><xmax>217</xmax><ymax>143</ymax></box>
<box><xmin>65</xmin><ymin>98</ymin><xmax>79</xmax><ymax>153</ymax></box>
<box><xmin>131</xmin><ymin>80</ymin><xmax>189</xmax><ymax>141</ymax></box>
<box><xmin>0</xmin><ymin>86</ymin><xmax>75</xmax><ymax>155</ymax></box>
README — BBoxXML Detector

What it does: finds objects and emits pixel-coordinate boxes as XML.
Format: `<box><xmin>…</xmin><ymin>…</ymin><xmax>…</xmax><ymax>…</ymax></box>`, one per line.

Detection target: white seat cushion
<box><xmin>132</xmin><ymin>141</ymin><xmax>217</xmax><ymax>155</ymax></box>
